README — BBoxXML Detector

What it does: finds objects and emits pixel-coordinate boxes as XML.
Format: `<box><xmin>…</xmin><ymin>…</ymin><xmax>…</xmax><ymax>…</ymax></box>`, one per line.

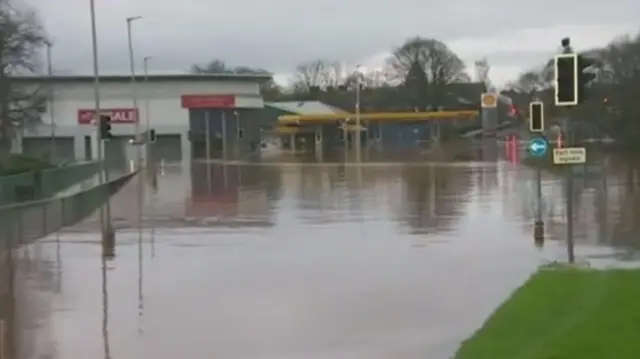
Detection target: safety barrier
<box><xmin>0</xmin><ymin>171</ymin><xmax>135</xmax><ymax>251</ymax></box>
<box><xmin>0</xmin><ymin>161</ymin><xmax>100</xmax><ymax>205</ymax></box>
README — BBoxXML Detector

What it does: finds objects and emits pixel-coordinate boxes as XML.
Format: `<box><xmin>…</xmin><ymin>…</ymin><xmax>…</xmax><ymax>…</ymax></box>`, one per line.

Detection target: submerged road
<box><xmin>9</xmin><ymin>149</ymin><xmax>640</xmax><ymax>359</ymax></box>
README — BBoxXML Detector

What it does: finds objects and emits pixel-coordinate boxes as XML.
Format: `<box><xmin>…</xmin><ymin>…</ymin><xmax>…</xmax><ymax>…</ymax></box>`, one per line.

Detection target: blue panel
<box><xmin>382</xmin><ymin>123</ymin><xmax>432</xmax><ymax>147</ymax></box>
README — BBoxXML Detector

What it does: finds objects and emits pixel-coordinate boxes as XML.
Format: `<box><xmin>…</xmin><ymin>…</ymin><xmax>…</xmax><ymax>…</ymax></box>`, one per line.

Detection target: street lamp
<box><xmin>354</xmin><ymin>65</ymin><xmax>363</xmax><ymax>160</ymax></box>
<box><xmin>126</xmin><ymin>15</ymin><xmax>142</xmax><ymax>166</ymax></box>
<box><xmin>143</xmin><ymin>56</ymin><xmax>152</xmax><ymax>132</ymax></box>
<box><xmin>143</xmin><ymin>55</ymin><xmax>152</xmax><ymax>165</ymax></box>
<box><xmin>89</xmin><ymin>0</ymin><xmax>113</xmax><ymax>260</ymax></box>
<box><xmin>45</xmin><ymin>40</ymin><xmax>56</xmax><ymax>161</ymax></box>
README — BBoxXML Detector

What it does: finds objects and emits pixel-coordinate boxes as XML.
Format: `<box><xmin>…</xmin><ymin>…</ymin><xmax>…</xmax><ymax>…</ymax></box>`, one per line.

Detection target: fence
<box><xmin>0</xmin><ymin>171</ymin><xmax>136</xmax><ymax>251</ymax></box>
<box><xmin>0</xmin><ymin>161</ymin><xmax>100</xmax><ymax>205</ymax></box>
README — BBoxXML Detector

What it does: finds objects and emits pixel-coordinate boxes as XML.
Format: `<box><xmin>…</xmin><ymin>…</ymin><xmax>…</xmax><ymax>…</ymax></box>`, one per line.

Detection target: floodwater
<box><xmin>6</xmin><ymin>145</ymin><xmax>640</xmax><ymax>359</ymax></box>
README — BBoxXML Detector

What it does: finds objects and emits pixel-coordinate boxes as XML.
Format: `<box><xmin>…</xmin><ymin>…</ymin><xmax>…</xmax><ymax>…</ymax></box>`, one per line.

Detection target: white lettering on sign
<box><xmin>553</xmin><ymin>147</ymin><xmax>587</xmax><ymax>164</ymax></box>
<box><xmin>77</xmin><ymin>108</ymin><xmax>138</xmax><ymax>124</ymax></box>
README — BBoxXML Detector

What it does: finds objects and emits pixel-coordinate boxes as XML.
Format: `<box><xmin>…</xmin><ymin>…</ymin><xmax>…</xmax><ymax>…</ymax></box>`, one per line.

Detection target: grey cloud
<box><xmin>480</xmin><ymin>51</ymin><xmax>556</xmax><ymax>68</ymax></box>
<box><xmin>27</xmin><ymin>0</ymin><xmax>640</xmax><ymax>76</ymax></box>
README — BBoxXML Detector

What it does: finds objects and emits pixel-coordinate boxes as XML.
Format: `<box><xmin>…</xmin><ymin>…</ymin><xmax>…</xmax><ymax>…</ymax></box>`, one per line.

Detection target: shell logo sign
<box><xmin>481</xmin><ymin>93</ymin><xmax>498</xmax><ymax>108</ymax></box>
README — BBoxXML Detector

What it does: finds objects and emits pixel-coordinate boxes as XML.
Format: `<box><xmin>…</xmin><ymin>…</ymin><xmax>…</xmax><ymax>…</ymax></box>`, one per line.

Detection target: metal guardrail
<box><xmin>0</xmin><ymin>171</ymin><xmax>136</xmax><ymax>251</ymax></box>
<box><xmin>0</xmin><ymin>161</ymin><xmax>100</xmax><ymax>205</ymax></box>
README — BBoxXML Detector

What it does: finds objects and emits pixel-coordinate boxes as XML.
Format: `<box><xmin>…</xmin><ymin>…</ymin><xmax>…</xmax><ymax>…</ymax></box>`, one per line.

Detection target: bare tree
<box><xmin>386</xmin><ymin>37</ymin><xmax>467</xmax><ymax>85</ymax></box>
<box><xmin>506</xmin><ymin>70</ymin><xmax>546</xmax><ymax>93</ymax></box>
<box><xmin>190</xmin><ymin>59</ymin><xmax>229</xmax><ymax>73</ymax></box>
<box><xmin>360</xmin><ymin>68</ymin><xmax>391</xmax><ymax>88</ymax></box>
<box><xmin>190</xmin><ymin>58</ymin><xmax>281</xmax><ymax>100</ymax></box>
<box><xmin>0</xmin><ymin>1</ymin><xmax>47</xmax><ymax>153</ymax></box>
<box><xmin>385</xmin><ymin>37</ymin><xmax>468</xmax><ymax>110</ymax></box>
<box><xmin>291</xmin><ymin>59</ymin><xmax>346</xmax><ymax>92</ymax></box>
<box><xmin>474</xmin><ymin>58</ymin><xmax>491</xmax><ymax>86</ymax></box>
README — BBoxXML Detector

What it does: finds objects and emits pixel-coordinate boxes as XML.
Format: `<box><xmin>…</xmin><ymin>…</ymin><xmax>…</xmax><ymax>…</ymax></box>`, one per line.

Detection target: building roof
<box><xmin>11</xmin><ymin>73</ymin><xmax>272</xmax><ymax>84</ymax></box>
<box><xmin>267</xmin><ymin>101</ymin><xmax>348</xmax><ymax>115</ymax></box>
<box><xmin>275</xmin><ymin>83</ymin><xmax>485</xmax><ymax>112</ymax></box>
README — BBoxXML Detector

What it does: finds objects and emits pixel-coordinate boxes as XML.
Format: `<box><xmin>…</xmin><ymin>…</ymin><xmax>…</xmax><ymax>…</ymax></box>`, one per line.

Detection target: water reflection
<box><xmin>187</xmin><ymin>163</ymin><xmax>279</xmax><ymax>227</ymax></box>
<box><xmin>101</xmin><ymin>255</ymin><xmax>111</xmax><ymax>359</ymax></box>
<box><xmin>400</xmin><ymin>165</ymin><xmax>474</xmax><ymax>234</ymax></box>
<box><xmin>14</xmin><ymin>152</ymin><xmax>640</xmax><ymax>359</ymax></box>
<box><xmin>1</xmin><ymin>237</ymin><xmax>61</xmax><ymax>359</ymax></box>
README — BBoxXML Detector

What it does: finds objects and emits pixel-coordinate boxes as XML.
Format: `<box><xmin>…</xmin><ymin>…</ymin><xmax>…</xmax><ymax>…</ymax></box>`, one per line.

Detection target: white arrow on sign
<box><xmin>531</xmin><ymin>142</ymin><xmax>545</xmax><ymax>151</ymax></box>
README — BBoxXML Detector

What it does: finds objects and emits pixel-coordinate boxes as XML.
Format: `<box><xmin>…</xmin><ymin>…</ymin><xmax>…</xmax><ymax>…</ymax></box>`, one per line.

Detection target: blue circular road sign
<box><xmin>528</xmin><ymin>137</ymin><xmax>548</xmax><ymax>157</ymax></box>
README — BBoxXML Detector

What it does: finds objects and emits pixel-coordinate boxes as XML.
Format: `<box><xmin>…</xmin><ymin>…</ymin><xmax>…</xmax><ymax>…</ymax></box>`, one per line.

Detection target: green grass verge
<box><xmin>454</xmin><ymin>267</ymin><xmax>640</xmax><ymax>359</ymax></box>
<box><xmin>0</xmin><ymin>154</ymin><xmax>55</xmax><ymax>176</ymax></box>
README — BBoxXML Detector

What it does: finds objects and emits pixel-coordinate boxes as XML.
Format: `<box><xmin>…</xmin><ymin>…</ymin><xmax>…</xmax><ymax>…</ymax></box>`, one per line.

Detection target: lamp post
<box><xmin>143</xmin><ymin>56</ymin><xmax>152</xmax><ymax>165</ymax></box>
<box><xmin>126</xmin><ymin>15</ymin><xmax>142</xmax><ymax>167</ymax></box>
<box><xmin>354</xmin><ymin>65</ymin><xmax>363</xmax><ymax>161</ymax></box>
<box><xmin>143</xmin><ymin>56</ymin><xmax>152</xmax><ymax>132</ymax></box>
<box><xmin>89</xmin><ymin>0</ymin><xmax>109</xmax><ymax>238</ymax></box>
<box><xmin>45</xmin><ymin>40</ymin><xmax>56</xmax><ymax>162</ymax></box>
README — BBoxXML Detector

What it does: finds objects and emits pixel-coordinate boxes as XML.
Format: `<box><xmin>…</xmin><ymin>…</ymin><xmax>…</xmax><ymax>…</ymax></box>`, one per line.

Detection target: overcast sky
<box><xmin>28</xmin><ymin>0</ymin><xmax>640</xmax><ymax>87</ymax></box>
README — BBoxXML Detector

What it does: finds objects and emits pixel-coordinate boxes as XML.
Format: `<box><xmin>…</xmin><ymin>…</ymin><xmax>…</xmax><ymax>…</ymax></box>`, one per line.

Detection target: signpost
<box><xmin>553</xmin><ymin>147</ymin><xmax>586</xmax><ymax>165</ymax></box>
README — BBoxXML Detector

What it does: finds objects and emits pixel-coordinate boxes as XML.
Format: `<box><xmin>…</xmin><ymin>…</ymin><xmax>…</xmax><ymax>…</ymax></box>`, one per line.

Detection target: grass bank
<box><xmin>0</xmin><ymin>154</ymin><xmax>55</xmax><ymax>176</ymax></box>
<box><xmin>454</xmin><ymin>267</ymin><xmax>640</xmax><ymax>359</ymax></box>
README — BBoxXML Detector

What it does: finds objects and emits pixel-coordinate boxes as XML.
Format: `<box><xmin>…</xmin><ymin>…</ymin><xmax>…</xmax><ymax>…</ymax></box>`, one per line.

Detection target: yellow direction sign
<box><xmin>553</xmin><ymin>147</ymin><xmax>586</xmax><ymax>164</ymax></box>
<box><xmin>481</xmin><ymin>93</ymin><xmax>498</xmax><ymax>108</ymax></box>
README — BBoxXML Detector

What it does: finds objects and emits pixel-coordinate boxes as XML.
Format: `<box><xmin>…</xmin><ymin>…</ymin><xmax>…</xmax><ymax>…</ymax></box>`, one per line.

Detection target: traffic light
<box><xmin>554</xmin><ymin>53</ymin><xmax>597</xmax><ymax>106</ymax></box>
<box><xmin>99</xmin><ymin>114</ymin><xmax>112</xmax><ymax>140</ymax></box>
<box><xmin>554</xmin><ymin>53</ymin><xmax>578</xmax><ymax>106</ymax></box>
<box><xmin>148</xmin><ymin>128</ymin><xmax>156</xmax><ymax>143</ymax></box>
<box><xmin>529</xmin><ymin>101</ymin><xmax>544</xmax><ymax>132</ymax></box>
<box><xmin>577</xmin><ymin>55</ymin><xmax>597</xmax><ymax>104</ymax></box>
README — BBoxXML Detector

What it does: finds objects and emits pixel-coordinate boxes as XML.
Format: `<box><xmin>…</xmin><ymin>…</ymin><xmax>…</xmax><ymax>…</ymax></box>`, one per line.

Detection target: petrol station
<box><xmin>275</xmin><ymin>110</ymin><xmax>480</xmax><ymax>154</ymax></box>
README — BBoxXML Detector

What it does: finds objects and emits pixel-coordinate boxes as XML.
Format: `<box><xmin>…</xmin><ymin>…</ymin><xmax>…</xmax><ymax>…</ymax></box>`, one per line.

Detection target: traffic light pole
<box><xmin>527</xmin><ymin>99</ymin><xmax>545</xmax><ymax>246</ymax></box>
<box><xmin>554</xmin><ymin>38</ymin><xmax>594</xmax><ymax>263</ymax></box>
<box><xmin>564</xmin><ymin>112</ymin><xmax>576</xmax><ymax>263</ymax></box>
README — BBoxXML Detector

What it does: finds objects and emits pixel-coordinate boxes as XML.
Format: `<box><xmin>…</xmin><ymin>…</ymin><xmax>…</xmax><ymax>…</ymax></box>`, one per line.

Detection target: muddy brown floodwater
<box><xmin>8</xmin><ymin>150</ymin><xmax>640</xmax><ymax>359</ymax></box>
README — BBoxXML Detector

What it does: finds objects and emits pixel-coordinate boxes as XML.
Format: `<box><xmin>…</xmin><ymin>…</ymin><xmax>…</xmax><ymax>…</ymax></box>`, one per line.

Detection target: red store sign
<box><xmin>77</xmin><ymin>108</ymin><xmax>138</xmax><ymax>125</ymax></box>
<box><xmin>181</xmin><ymin>94</ymin><xmax>236</xmax><ymax>109</ymax></box>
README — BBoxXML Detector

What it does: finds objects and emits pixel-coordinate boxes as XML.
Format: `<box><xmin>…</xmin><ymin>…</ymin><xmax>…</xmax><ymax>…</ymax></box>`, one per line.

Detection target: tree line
<box><xmin>0</xmin><ymin>2</ymin><xmax>47</xmax><ymax>152</ymax></box>
<box><xmin>190</xmin><ymin>36</ymin><xmax>475</xmax><ymax>101</ymax></box>
<box><xmin>505</xmin><ymin>30</ymin><xmax>640</xmax><ymax>146</ymax></box>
